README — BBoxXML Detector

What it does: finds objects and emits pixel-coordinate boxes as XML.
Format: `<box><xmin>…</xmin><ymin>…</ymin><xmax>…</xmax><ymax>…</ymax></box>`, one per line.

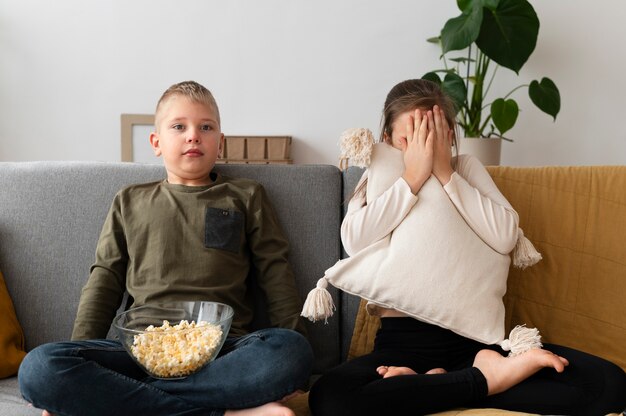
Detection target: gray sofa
<box><xmin>0</xmin><ymin>161</ymin><xmax>363</xmax><ymax>415</ymax></box>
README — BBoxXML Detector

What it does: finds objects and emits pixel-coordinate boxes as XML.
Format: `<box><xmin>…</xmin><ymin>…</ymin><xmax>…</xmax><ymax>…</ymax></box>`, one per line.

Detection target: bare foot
<box><xmin>278</xmin><ymin>390</ymin><xmax>305</xmax><ymax>403</ymax></box>
<box><xmin>376</xmin><ymin>366</ymin><xmax>447</xmax><ymax>378</ymax></box>
<box><xmin>473</xmin><ymin>348</ymin><xmax>569</xmax><ymax>395</ymax></box>
<box><xmin>225</xmin><ymin>402</ymin><xmax>295</xmax><ymax>416</ymax></box>
<box><xmin>425</xmin><ymin>367</ymin><xmax>447</xmax><ymax>375</ymax></box>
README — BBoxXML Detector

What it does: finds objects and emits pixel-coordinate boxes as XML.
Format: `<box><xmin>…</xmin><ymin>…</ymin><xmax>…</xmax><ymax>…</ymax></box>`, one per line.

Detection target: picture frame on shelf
<box><xmin>120</xmin><ymin>114</ymin><xmax>158</xmax><ymax>163</ymax></box>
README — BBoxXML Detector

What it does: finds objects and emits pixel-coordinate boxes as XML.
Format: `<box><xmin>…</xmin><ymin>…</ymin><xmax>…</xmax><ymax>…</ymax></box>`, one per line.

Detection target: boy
<box><xmin>19</xmin><ymin>81</ymin><xmax>313</xmax><ymax>416</ymax></box>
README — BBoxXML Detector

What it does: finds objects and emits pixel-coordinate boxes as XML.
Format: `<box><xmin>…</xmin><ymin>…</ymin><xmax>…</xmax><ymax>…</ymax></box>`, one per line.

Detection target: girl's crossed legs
<box><xmin>308</xmin><ymin>318</ymin><xmax>626</xmax><ymax>416</ymax></box>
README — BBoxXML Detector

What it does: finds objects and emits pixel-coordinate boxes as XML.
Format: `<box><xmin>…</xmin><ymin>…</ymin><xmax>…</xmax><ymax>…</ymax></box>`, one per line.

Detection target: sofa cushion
<box><xmin>347</xmin><ymin>299</ymin><xmax>380</xmax><ymax>360</ymax></box>
<box><xmin>0</xmin><ymin>377</ymin><xmax>39</xmax><ymax>415</ymax></box>
<box><xmin>0</xmin><ymin>270</ymin><xmax>26</xmax><ymax>378</ymax></box>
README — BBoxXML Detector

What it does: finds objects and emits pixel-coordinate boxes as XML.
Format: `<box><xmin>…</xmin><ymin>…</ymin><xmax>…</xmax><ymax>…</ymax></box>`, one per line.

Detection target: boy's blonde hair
<box><xmin>155</xmin><ymin>81</ymin><xmax>221</xmax><ymax>130</ymax></box>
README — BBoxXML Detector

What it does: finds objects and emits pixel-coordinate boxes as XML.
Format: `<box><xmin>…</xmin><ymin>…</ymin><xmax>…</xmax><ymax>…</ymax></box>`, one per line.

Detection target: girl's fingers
<box><xmin>434</xmin><ymin>106</ymin><xmax>452</xmax><ymax>146</ymax></box>
<box><xmin>427</xmin><ymin>110</ymin><xmax>435</xmax><ymax>137</ymax></box>
<box><xmin>440</xmin><ymin>107</ymin><xmax>450</xmax><ymax>131</ymax></box>
<box><xmin>426</xmin><ymin>123</ymin><xmax>435</xmax><ymax>147</ymax></box>
<box><xmin>418</xmin><ymin>110</ymin><xmax>430</xmax><ymax>145</ymax></box>
<box><xmin>433</xmin><ymin>105</ymin><xmax>444</xmax><ymax>140</ymax></box>
<box><xmin>424</xmin><ymin>112</ymin><xmax>435</xmax><ymax>149</ymax></box>
<box><xmin>413</xmin><ymin>109</ymin><xmax>423</xmax><ymax>143</ymax></box>
<box><xmin>440</xmin><ymin>108</ymin><xmax>451</xmax><ymax>143</ymax></box>
<box><xmin>406</xmin><ymin>114</ymin><xmax>415</xmax><ymax>143</ymax></box>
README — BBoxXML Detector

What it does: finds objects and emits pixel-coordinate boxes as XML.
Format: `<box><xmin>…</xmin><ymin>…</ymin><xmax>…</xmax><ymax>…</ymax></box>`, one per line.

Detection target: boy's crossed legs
<box><xmin>20</xmin><ymin>328</ymin><xmax>312</xmax><ymax>416</ymax></box>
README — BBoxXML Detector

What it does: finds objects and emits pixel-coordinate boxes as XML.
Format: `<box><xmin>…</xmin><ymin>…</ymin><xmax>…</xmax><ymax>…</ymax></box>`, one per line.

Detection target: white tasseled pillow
<box><xmin>326</xmin><ymin>142</ymin><xmax>511</xmax><ymax>345</ymax></box>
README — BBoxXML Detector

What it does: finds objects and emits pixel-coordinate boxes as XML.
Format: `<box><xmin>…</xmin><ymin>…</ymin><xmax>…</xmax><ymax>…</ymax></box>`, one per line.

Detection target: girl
<box><xmin>307</xmin><ymin>79</ymin><xmax>626</xmax><ymax>415</ymax></box>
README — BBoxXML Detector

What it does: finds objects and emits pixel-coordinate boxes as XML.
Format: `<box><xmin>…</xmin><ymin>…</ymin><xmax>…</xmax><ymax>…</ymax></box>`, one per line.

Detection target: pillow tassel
<box><xmin>513</xmin><ymin>228</ymin><xmax>542</xmax><ymax>269</ymax></box>
<box><xmin>301</xmin><ymin>277</ymin><xmax>335</xmax><ymax>323</ymax></box>
<box><xmin>338</xmin><ymin>128</ymin><xmax>374</xmax><ymax>169</ymax></box>
<box><xmin>500</xmin><ymin>325</ymin><xmax>543</xmax><ymax>357</ymax></box>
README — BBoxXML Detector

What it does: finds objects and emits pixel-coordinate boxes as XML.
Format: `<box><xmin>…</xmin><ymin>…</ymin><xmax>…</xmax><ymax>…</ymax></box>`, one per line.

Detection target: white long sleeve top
<box><xmin>341</xmin><ymin>154</ymin><xmax>520</xmax><ymax>318</ymax></box>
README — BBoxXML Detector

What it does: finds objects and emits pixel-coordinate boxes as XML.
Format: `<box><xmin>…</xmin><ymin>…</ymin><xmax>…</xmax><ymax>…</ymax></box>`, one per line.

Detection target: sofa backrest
<box><xmin>0</xmin><ymin>162</ymin><xmax>343</xmax><ymax>375</ymax></box>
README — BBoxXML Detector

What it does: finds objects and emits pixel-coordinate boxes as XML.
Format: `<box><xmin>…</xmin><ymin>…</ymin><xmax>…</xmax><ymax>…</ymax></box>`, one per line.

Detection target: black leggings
<box><xmin>308</xmin><ymin>318</ymin><xmax>626</xmax><ymax>416</ymax></box>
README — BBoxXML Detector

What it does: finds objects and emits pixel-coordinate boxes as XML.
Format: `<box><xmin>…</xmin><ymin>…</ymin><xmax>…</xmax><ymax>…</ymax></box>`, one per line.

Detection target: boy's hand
<box><xmin>401</xmin><ymin>109</ymin><xmax>434</xmax><ymax>194</ymax></box>
<box><xmin>431</xmin><ymin>105</ymin><xmax>454</xmax><ymax>185</ymax></box>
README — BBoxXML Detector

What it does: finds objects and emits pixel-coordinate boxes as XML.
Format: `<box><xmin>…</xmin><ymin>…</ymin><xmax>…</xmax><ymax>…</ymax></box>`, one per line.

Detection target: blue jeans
<box><xmin>19</xmin><ymin>328</ymin><xmax>313</xmax><ymax>416</ymax></box>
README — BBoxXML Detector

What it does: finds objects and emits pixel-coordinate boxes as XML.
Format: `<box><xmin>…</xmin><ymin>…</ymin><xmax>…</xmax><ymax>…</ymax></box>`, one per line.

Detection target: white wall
<box><xmin>1</xmin><ymin>0</ymin><xmax>625</xmax><ymax>166</ymax></box>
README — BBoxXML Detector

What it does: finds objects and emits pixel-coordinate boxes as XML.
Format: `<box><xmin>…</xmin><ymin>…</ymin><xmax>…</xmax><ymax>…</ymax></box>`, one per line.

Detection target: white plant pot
<box><xmin>457</xmin><ymin>137</ymin><xmax>502</xmax><ymax>166</ymax></box>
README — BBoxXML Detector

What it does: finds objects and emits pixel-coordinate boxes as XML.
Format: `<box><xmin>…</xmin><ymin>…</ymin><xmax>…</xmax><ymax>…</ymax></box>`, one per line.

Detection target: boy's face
<box><xmin>150</xmin><ymin>96</ymin><xmax>224</xmax><ymax>186</ymax></box>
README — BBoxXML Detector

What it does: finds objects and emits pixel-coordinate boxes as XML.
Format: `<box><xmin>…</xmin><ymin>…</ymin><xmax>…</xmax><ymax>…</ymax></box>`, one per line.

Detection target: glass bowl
<box><xmin>113</xmin><ymin>301</ymin><xmax>234</xmax><ymax>379</ymax></box>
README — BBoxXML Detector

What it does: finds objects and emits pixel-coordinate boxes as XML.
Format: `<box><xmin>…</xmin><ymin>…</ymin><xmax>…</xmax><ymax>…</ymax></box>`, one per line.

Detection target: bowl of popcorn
<box><xmin>113</xmin><ymin>301</ymin><xmax>234</xmax><ymax>379</ymax></box>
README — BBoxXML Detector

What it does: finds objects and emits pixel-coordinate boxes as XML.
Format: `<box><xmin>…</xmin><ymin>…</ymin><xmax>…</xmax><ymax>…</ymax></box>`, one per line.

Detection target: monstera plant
<box><xmin>423</xmin><ymin>0</ymin><xmax>560</xmax><ymax>140</ymax></box>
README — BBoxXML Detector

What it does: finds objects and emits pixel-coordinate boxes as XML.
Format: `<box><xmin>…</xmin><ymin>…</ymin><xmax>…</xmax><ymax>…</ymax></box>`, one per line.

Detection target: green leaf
<box><xmin>457</xmin><ymin>0</ymin><xmax>473</xmax><ymax>12</ymax></box>
<box><xmin>441</xmin><ymin>72</ymin><xmax>467</xmax><ymax>113</ymax></box>
<box><xmin>529</xmin><ymin>77</ymin><xmax>560</xmax><ymax>120</ymax></box>
<box><xmin>449</xmin><ymin>57</ymin><xmax>474</xmax><ymax>63</ymax></box>
<box><xmin>491</xmin><ymin>98</ymin><xmax>519</xmax><ymax>134</ymax></box>
<box><xmin>458</xmin><ymin>0</ymin><xmax>500</xmax><ymax>12</ymax></box>
<box><xmin>422</xmin><ymin>72</ymin><xmax>443</xmax><ymax>85</ymax></box>
<box><xmin>475</xmin><ymin>0</ymin><xmax>539</xmax><ymax>73</ymax></box>
<box><xmin>426</xmin><ymin>36</ymin><xmax>441</xmax><ymax>44</ymax></box>
<box><xmin>441</xmin><ymin>4</ymin><xmax>484</xmax><ymax>53</ymax></box>
<box><xmin>482</xmin><ymin>0</ymin><xmax>500</xmax><ymax>11</ymax></box>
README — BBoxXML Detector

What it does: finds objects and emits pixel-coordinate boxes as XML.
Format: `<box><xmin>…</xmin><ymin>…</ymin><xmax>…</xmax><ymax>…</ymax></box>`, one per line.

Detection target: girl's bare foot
<box><xmin>473</xmin><ymin>348</ymin><xmax>569</xmax><ymax>395</ymax></box>
<box><xmin>278</xmin><ymin>390</ymin><xmax>304</xmax><ymax>403</ymax></box>
<box><xmin>225</xmin><ymin>402</ymin><xmax>295</xmax><ymax>416</ymax></box>
<box><xmin>376</xmin><ymin>366</ymin><xmax>447</xmax><ymax>378</ymax></box>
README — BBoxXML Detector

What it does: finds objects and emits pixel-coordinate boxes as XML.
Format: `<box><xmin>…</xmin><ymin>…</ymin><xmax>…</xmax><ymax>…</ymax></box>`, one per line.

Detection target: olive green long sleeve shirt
<box><xmin>72</xmin><ymin>173</ymin><xmax>305</xmax><ymax>340</ymax></box>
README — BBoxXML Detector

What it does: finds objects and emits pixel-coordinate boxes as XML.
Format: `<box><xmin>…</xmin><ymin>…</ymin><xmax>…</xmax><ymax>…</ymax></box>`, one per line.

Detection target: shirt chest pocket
<box><xmin>205</xmin><ymin>207</ymin><xmax>244</xmax><ymax>253</ymax></box>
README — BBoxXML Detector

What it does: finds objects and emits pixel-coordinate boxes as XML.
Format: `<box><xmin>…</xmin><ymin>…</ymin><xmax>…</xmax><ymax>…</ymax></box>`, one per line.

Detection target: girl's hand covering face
<box><xmin>392</xmin><ymin>106</ymin><xmax>455</xmax><ymax>193</ymax></box>
<box><xmin>400</xmin><ymin>109</ymin><xmax>434</xmax><ymax>194</ymax></box>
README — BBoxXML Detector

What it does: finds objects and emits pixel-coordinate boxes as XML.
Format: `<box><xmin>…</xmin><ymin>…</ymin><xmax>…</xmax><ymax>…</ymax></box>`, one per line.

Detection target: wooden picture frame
<box><xmin>120</xmin><ymin>114</ymin><xmax>155</xmax><ymax>162</ymax></box>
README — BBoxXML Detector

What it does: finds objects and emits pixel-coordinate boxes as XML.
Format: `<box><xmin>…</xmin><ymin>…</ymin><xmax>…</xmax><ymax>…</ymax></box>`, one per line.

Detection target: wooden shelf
<box><xmin>220</xmin><ymin>136</ymin><xmax>292</xmax><ymax>165</ymax></box>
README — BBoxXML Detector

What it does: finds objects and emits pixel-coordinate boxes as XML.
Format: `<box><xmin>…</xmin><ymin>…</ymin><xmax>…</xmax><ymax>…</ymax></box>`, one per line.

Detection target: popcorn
<box><xmin>131</xmin><ymin>319</ymin><xmax>223</xmax><ymax>378</ymax></box>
